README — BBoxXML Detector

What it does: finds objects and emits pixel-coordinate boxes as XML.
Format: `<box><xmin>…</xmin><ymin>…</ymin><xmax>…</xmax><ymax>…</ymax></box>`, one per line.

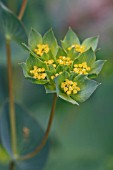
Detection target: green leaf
<box><xmin>56</xmin><ymin>47</ymin><xmax>67</xmax><ymax>59</ymax></box>
<box><xmin>43</xmin><ymin>29</ymin><xmax>58</xmax><ymax>56</ymax></box>
<box><xmin>67</xmin><ymin>48</ymin><xmax>79</xmax><ymax>60</ymax></box>
<box><xmin>20</xmin><ymin>55</ymin><xmax>49</xmax><ymax>85</ymax></box>
<box><xmin>82</xmin><ymin>36</ymin><xmax>99</xmax><ymax>51</ymax></box>
<box><xmin>71</xmin><ymin>75</ymin><xmax>100</xmax><ymax>102</ymax></box>
<box><xmin>89</xmin><ymin>60</ymin><xmax>106</xmax><ymax>76</ymax></box>
<box><xmin>61</xmin><ymin>27</ymin><xmax>80</xmax><ymax>51</ymax></box>
<box><xmin>28</xmin><ymin>28</ymin><xmax>42</xmax><ymax>50</ymax></box>
<box><xmin>55</xmin><ymin>72</ymin><xmax>79</xmax><ymax>105</ymax></box>
<box><xmin>73</xmin><ymin>48</ymin><xmax>96</xmax><ymax>67</ymax></box>
<box><xmin>44</xmin><ymin>83</ymin><xmax>56</xmax><ymax>93</ymax></box>
<box><xmin>26</xmin><ymin>55</ymin><xmax>47</xmax><ymax>71</ymax></box>
<box><xmin>0</xmin><ymin>2</ymin><xmax>27</xmax><ymax>44</ymax></box>
<box><xmin>0</xmin><ymin>102</ymin><xmax>50</xmax><ymax>170</ymax></box>
<box><xmin>0</xmin><ymin>145</ymin><xmax>10</xmax><ymax>164</ymax></box>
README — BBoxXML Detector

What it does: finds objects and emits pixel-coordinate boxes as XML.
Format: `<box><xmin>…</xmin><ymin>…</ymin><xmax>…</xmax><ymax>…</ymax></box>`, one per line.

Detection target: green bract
<box><xmin>61</xmin><ymin>27</ymin><xmax>99</xmax><ymax>53</ymax></box>
<box><xmin>21</xmin><ymin>28</ymin><xmax>106</xmax><ymax>105</ymax></box>
<box><xmin>55</xmin><ymin>71</ymin><xmax>100</xmax><ymax>105</ymax></box>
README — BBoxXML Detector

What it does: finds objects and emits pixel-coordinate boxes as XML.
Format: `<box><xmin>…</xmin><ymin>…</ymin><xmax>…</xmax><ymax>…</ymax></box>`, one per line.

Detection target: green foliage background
<box><xmin>0</xmin><ymin>0</ymin><xmax>113</xmax><ymax>169</ymax></box>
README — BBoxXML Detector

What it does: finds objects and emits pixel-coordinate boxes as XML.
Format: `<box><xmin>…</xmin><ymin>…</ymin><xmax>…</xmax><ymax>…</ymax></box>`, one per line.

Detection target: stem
<box><xmin>18</xmin><ymin>0</ymin><xmax>27</xmax><ymax>20</ymax></box>
<box><xmin>6</xmin><ymin>40</ymin><xmax>17</xmax><ymax>156</ymax></box>
<box><xmin>19</xmin><ymin>94</ymin><xmax>57</xmax><ymax>160</ymax></box>
<box><xmin>9</xmin><ymin>161</ymin><xmax>15</xmax><ymax>170</ymax></box>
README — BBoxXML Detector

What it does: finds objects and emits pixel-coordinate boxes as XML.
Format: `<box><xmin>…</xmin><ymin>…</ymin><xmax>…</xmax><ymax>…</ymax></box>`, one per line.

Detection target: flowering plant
<box><xmin>0</xmin><ymin>1</ymin><xmax>106</xmax><ymax>169</ymax></box>
<box><xmin>21</xmin><ymin>28</ymin><xmax>106</xmax><ymax>105</ymax></box>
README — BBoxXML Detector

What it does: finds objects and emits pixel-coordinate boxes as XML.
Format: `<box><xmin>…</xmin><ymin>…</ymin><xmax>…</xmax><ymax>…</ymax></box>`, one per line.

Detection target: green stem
<box><xmin>6</xmin><ymin>39</ymin><xmax>17</xmax><ymax>156</ymax></box>
<box><xmin>19</xmin><ymin>94</ymin><xmax>57</xmax><ymax>160</ymax></box>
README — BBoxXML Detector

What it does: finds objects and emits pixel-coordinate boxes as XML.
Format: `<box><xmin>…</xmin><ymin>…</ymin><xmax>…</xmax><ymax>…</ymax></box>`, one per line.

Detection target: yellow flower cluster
<box><xmin>73</xmin><ymin>62</ymin><xmax>91</xmax><ymax>75</ymax></box>
<box><xmin>51</xmin><ymin>72</ymin><xmax>62</xmax><ymax>80</ymax></box>
<box><xmin>57</xmin><ymin>56</ymin><xmax>73</xmax><ymax>66</ymax></box>
<box><xmin>30</xmin><ymin>66</ymin><xmax>47</xmax><ymax>80</ymax></box>
<box><xmin>61</xmin><ymin>79</ymin><xmax>80</xmax><ymax>96</ymax></box>
<box><xmin>44</xmin><ymin>59</ymin><xmax>56</xmax><ymax>68</ymax></box>
<box><xmin>68</xmin><ymin>44</ymin><xmax>86</xmax><ymax>53</ymax></box>
<box><xmin>34</xmin><ymin>44</ymin><xmax>49</xmax><ymax>56</ymax></box>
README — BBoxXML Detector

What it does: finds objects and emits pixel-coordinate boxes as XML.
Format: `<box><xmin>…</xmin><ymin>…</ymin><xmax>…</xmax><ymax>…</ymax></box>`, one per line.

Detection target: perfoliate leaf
<box><xmin>82</xmin><ymin>36</ymin><xmax>99</xmax><ymax>51</ymax></box>
<box><xmin>61</xmin><ymin>27</ymin><xmax>80</xmax><ymax>51</ymax></box>
<box><xmin>0</xmin><ymin>102</ymin><xmax>50</xmax><ymax>170</ymax></box>
<box><xmin>28</xmin><ymin>28</ymin><xmax>42</xmax><ymax>50</ymax></box>
<box><xmin>43</xmin><ymin>28</ymin><xmax>58</xmax><ymax>56</ymax></box>
<box><xmin>0</xmin><ymin>2</ymin><xmax>27</xmax><ymax>44</ymax></box>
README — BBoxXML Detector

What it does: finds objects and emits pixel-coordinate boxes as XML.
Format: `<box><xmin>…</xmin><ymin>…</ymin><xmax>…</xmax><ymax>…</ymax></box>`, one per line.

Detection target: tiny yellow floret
<box><xmin>57</xmin><ymin>56</ymin><xmax>73</xmax><ymax>66</ymax></box>
<box><xmin>34</xmin><ymin>44</ymin><xmax>49</xmax><ymax>56</ymax></box>
<box><xmin>73</xmin><ymin>62</ymin><xmax>91</xmax><ymax>75</ymax></box>
<box><xmin>30</xmin><ymin>66</ymin><xmax>47</xmax><ymax>80</ymax></box>
<box><xmin>44</xmin><ymin>59</ymin><xmax>56</xmax><ymax>68</ymax></box>
<box><xmin>50</xmin><ymin>72</ymin><xmax>62</xmax><ymax>80</ymax></box>
<box><xmin>61</xmin><ymin>79</ymin><xmax>80</xmax><ymax>96</ymax></box>
<box><xmin>68</xmin><ymin>44</ymin><xmax>86</xmax><ymax>53</ymax></box>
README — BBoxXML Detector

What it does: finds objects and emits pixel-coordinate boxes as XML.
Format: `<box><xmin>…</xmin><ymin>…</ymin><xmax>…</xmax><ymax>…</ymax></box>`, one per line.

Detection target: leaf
<box><xmin>28</xmin><ymin>28</ymin><xmax>42</xmax><ymax>50</ymax></box>
<box><xmin>44</xmin><ymin>83</ymin><xmax>56</xmax><ymax>94</ymax></box>
<box><xmin>89</xmin><ymin>60</ymin><xmax>106</xmax><ymax>76</ymax></box>
<box><xmin>71</xmin><ymin>75</ymin><xmax>100</xmax><ymax>102</ymax></box>
<box><xmin>26</xmin><ymin>55</ymin><xmax>47</xmax><ymax>71</ymax></box>
<box><xmin>0</xmin><ymin>145</ymin><xmax>10</xmax><ymax>164</ymax></box>
<box><xmin>43</xmin><ymin>29</ymin><xmax>58</xmax><ymax>56</ymax></box>
<box><xmin>61</xmin><ymin>27</ymin><xmax>80</xmax><ymax>51</ymax></box>
<box><xmin>55</xmin><ymin>72</ymin><xmax>79</xmax><ymax>105</ymax></box>
<box><xmin>0</xmin><ymin>2</ymin><xmax>27</xmax><ymax>44</ymax></box>
<box><xmin>56</xmin><ymin>47</ymin><xmax>67</xmax><ymax>59</ymax></box>
<box><xmin>82</xmin><ymin>36</ymin><xmax>99</xmax><ymax>51</ymax></box>
<box><xmin>0</xmin><ymin>101</ymin><xmax>50</xmax><ymax>170</ymax></box>
<box><xmin>20</xmin><ymin>62</ymin><xmax>49</xmax><ymax>85</ymax></box>
<box><xmin>73</xmin><ymin>48</ymin><xmax>96</xmax><ymax>67</ymax></box>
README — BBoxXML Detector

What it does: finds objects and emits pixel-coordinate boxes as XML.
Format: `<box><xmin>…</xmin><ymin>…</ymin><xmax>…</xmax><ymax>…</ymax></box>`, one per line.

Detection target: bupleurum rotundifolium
<box><xmin>21</xmin><ymin>27</ymin><xmax>106</xmax><ymax>104</ymax></box>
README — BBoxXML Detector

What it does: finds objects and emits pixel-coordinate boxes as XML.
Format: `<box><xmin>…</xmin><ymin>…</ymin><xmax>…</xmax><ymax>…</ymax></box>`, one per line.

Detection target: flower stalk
<box><xmin>18</xmin><ymin>0</ymin><xmax>27</xmax><ymax>20</ymax></box>
<box><xmin>6</xmin><ymin>39</ymin><xmax>17</xmax><ymax>156</ymax></box>
<box><xmin>19</xmin><ymin>93</ymin><xmax>57</xmax><ymax>160</ymax></box>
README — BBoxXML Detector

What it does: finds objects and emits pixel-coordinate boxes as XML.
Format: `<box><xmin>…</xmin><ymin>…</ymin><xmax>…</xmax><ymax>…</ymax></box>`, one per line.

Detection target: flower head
<box><xmin>21</xmin><ymin>28</ymin><xmax>106</xmax><ymax>104</ymax></box>
<box><xmin>34</xmin><ymin>44</ymin><xmax>50</xmax><ymax>56</ymax></box>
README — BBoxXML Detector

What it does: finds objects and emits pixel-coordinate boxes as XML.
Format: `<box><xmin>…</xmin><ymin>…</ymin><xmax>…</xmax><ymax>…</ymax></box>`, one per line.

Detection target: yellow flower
<box><xmin>51</xmin><ymin>72</ymin><xmax>62</xmax><ymax>80</ymax></box>
<box><xmin>34</xmin><ymin>44</ymin><xmax>49</xmax><ymax>56</ymax></box>
<box><xmin>61</xmin><ymin>79</ymin><xmax>80</xmax><ymax>96</ymax></box>
<box><xmin>57</xmin><ymin>56</ymin><xmax>73</xmax><ymax>66</ymax></box>
<box><xmin>73</xmin><ymin>62</ymin><xmax>91</xmax><ymax>75</ymax></box>
<box><xmin>44</xmin><ymin>59</ymin><xmax>56</xmax><ymax>68</ymax></box>
<box><xmin>30</xmin><ymin>66</ymin><xmax>47</xmax><ymax>80</ymax></box>
<box><xmin>68</xmin><ymin>44</ymin><xmax>86</xmax><ymax>53</ymax></box>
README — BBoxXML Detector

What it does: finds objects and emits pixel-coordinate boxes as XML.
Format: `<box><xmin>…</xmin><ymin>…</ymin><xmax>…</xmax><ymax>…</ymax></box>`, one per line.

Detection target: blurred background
<box><xmin>0</xmin><ymin>0</ymin><xmax>113</xmax><ymax>169</ymax></box>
